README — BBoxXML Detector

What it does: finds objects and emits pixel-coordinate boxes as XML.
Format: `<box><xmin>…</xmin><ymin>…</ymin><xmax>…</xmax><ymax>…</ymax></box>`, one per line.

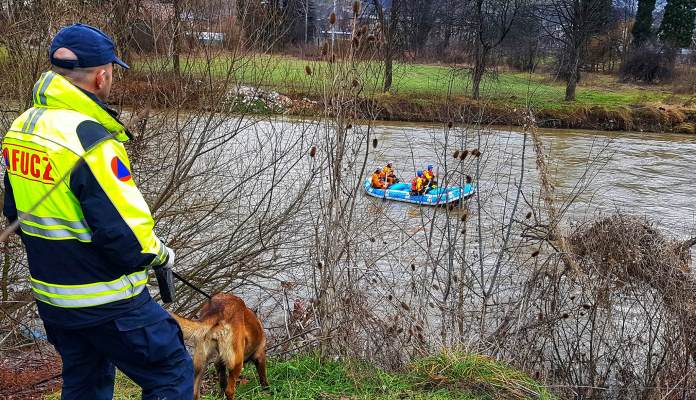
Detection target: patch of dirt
<box><xmin>0</xmin><ymin>346</ymin><xmax>62</xmax><ymax>399</ymax></box>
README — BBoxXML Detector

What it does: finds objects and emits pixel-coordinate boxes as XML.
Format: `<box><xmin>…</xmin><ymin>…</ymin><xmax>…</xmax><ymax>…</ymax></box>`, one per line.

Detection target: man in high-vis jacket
<box><xmin>1</xmin><ymin>24</ymin><xmax>193</xmax><ymax>399</ymax></box>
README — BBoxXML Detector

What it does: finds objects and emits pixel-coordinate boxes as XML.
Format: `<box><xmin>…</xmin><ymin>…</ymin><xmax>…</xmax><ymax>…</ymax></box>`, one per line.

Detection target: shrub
<box><xmin>620</xmin><ymin>46</ymin><xmax>674</xmax><ymax>83</ymax></box>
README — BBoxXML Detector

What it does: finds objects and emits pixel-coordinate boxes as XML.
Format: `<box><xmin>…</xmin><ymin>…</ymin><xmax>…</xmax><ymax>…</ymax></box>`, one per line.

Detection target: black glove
<box><xmin>153</xmin><ymin>246</ymin><xmax>176</xmax><ymax>303</ymax></box>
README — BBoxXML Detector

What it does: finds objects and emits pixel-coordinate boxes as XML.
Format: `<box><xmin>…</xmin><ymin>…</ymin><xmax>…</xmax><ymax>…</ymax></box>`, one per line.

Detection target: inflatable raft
<box><xmin>363</xmin><ymin>179</ymin><xmax>475</xmax><ymax>206</ymax></box>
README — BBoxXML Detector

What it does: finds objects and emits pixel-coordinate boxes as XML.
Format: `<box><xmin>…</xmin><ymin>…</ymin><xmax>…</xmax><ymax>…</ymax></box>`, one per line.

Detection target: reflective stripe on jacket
<box><xmin>2</xmin><ymin>71</ymin><xmax>167</xmax><ymax>310</ymax></box>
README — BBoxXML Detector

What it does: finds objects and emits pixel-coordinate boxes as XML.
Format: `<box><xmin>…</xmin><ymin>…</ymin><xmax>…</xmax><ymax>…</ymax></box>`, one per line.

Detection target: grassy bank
<box><xmin>45</xmin><ymin>353</ymin><xmax>555</xmax><ymax>400</ymax></box>
<box><xmin>133</xmin><ymin>54</ymin><xmax>685</xmax><ymax>108</ymax></box>
<box><xmin>117</xmin><ymin>53</ymin><xmax>696</xmax><ymax>133</ymax></box>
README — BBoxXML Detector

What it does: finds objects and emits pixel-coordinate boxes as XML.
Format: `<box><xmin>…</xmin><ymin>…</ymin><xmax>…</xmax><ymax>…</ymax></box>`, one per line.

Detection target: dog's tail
<box><xmin>170</xmin><ymin>313</ymin><xmax>213</xmax><ymax>341</ymax></box>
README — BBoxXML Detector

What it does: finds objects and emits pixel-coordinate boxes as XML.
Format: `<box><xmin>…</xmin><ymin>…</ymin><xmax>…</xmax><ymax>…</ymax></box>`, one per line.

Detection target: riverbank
<box><xmin>43</xmin><ymin>353</ymin><xmax>555</xmax><ymax>399</ymax></box>
<box><xmin>106</xmin><ymin>54</ymin><xmax>696</xmax><ymax>134</ymax></box>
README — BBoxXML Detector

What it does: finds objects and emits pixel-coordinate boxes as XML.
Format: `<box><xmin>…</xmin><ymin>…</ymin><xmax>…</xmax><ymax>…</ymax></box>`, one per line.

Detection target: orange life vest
<box><xmin>372</xmin><ymin>173</ymin><xmax>385</xmax><ymax>189</ymax></box>
<box><xmin>411</xmin><ymin>177</ymin><xmax>424</xmax><ymax>191</ymax></box>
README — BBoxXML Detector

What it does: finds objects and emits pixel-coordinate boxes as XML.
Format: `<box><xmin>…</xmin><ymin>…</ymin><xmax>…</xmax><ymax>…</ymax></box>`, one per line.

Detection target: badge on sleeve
<box><xmin>111</xmin><ymin>156</ymin><xmax>132</xmax><ymax>182</ymax></box>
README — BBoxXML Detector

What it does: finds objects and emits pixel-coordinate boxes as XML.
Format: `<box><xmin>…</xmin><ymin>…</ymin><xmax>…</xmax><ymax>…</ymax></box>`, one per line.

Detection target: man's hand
<box><xmin>154</xmin><ymin>245</ymin><xmax>176</xmax><ymax>303</ymax></box>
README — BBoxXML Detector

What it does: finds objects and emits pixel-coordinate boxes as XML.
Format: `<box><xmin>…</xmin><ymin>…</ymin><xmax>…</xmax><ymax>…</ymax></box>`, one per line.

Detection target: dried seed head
<box><xmin>346</xmin><ymin>123</ymin><xmax>352</xmax><ymax>129</ymax></box>
<box><xmin>562</xmin><ymin>313</ymin><xmax>570</xmax><ymax>319</ymax></box>
<box><xmin>352</xmin><ymin>0</ymin><xmax>360</xmax><ymax>15</ymax></box>
<box><xmin>321</xmin><ymin>42</ymin><xmax>329</xmax><ymax>56</ymax></box>
<box><xmin>580</xmin><ymin>311</ymin><xmax>585</xmax><ymax>316</ymax></box>
<box><xmin>400</xmin><ymin>302</ymin><xmax>410</xmax><ymax>311</ymax></box>
<box><xmin>411</xmin><ymin>264</ymin><xmax>416</xmax><ymax>271</ymax></box>
<box><xmin>352</xmin><ymin>78</ymin><xmax>360</xmax><ymax>88</ymax></box>
<box><xmin>531</xmin><ymin>250</ymin><xmax>540</xmax><ymax>257</ymax></box>
<box><xmin>525</xmin><ymin>211</ymin><xmax>533</xmax><ymax>219</ymax></box>
<box><xmin>372</xmin><ymin>138</ymin><xmax>378</xmax><ymax>148</ymax></box>
<box><xmin>453</xmin><ymin>150</ymin><xmax>460</xmax><ymax>159</ymax></box>
<box><xmin>330</xmin><ymin>54</ymin><xmax>336</xmax><ymax>63</ymax></box>
<box><xmin>387</xmin><ymin>294</ymin><xmax>393</xmax><ymax>301</ymax></box>
<box><xmin>453</xmin><ymin>275</ymin><xmax>458</xmax><ymax>283</ymax></box>
<box><xmin>329</xmin><ymin>12</ymin><xmax>337</xmax><ymax>25</ymax></box>
<box><xmin>369</xmin><ymin>237</ymin><xmax>375</xmax><ymax>242</ymax></box>
<box><xmin>447</xmin><ymin>121</ymin><xmax>453</xmax><ymax>128</ymax></box>
<box><xmin>366</xmin><ymin>34</ymin><xmax>376</xmax><ymax>43</ymax></box>
<box><xmin>352</xmin><ymin>36</ymin><xmax>359</xmax><ymax>47</ymax></box>
<box><xmin>317</xmin><ymin>261</ymin><xmax>322</xmax><ymax>269</ymax></box>
<box><xmin>460</xmin><ymin>229</ymin><xmax>466</xmax><ymax>234</ymax></box>
<box><xmin>473</xmin><ymin>148</ymin><xmax>481</xmax><ymax>157</ymax></box>
<box><xmin>460</xmin><ymin>212</ymin><xmax>468</xmax><ymax>222</ymax></box>
<box><xmin>582</xmin><ymin>304</ymin><xmax>591</xmax><ymax>310</ymax></box>
<box><xmin>460</xmin><ymin>150</ymin><xmax>468</xmax><ymax>160</ymax></box>
<box><xmin>361</xmin><ymin>25</ymin><xmax>368</xmax><ymax>35</ymax></box>
<box><xmin>309</xmin><ymin>146</ymin><xmax>317</xmax><ymax>158</ymax></box>
<box><xmin>304</xmin><ymin>65</ymin><xmax>312</xmax><ymax>75</ymax></box>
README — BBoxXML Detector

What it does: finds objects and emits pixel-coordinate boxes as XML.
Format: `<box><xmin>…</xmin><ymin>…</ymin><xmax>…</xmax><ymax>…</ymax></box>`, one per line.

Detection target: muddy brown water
<box><xmin>366</xmin><ymin>121</ymin><xmax>696</xmax><ymax>239</ymax></box>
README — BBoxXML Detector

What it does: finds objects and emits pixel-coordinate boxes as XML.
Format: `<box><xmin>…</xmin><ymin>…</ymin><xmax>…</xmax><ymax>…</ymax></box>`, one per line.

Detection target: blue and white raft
<box><xmin>363</xmin><ymin>179</ymin><xmax>475</xmax><ymax>206</ymax></box>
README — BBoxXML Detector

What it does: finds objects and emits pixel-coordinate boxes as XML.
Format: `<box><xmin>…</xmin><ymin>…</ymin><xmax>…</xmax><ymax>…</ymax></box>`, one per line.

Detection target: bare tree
<box><xmin>470</xmin><ymin>0</ymin><xmax>522</xmax><ymax>99</ymax></box>
<box><xmin>371</xmin><ymin>0</ymin><xmax>402</xmax><ymax>92</ymax></box>
<box><xmin>536</xmin><ymin>0</ymin><xmax>612</xmax><ymax>101</ymax></box>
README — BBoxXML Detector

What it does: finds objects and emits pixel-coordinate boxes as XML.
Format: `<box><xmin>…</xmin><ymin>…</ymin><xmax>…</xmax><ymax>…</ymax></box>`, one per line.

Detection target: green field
<box><xmin>45</xmin><ymin>353</ymin><xmax>555</xmax><ymax>400</ymax></box>
<box><xmin>132</xmin><ymin>52</ymin><xmax>686</xmax><ymax>111</ymax></box>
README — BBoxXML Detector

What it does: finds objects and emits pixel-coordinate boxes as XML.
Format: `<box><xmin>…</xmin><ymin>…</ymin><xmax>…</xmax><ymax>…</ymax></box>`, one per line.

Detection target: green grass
<box><xmin>132</xmin><ymin>52</ymin><xmax>684</xmax><ymax>112</ymax></box>
<box><xmin>45</xmin><ymin>353</ymin><xmax>556</xmax><ymax>400</ymax></box>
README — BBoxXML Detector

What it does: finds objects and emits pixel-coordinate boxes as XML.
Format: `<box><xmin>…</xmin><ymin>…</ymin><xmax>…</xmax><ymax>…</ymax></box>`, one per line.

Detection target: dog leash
<box><xmin>173</xmin><ymin>271</ymin><xmax>212</xmax><ymax>300</ymax></box>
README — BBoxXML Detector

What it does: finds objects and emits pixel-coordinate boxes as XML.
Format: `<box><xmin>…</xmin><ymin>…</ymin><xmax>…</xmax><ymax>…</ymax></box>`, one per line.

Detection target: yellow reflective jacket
<box><xmin>2</xmin><ymin>71</ymin><xmax>168</xmax><ymax>326</ymax></box>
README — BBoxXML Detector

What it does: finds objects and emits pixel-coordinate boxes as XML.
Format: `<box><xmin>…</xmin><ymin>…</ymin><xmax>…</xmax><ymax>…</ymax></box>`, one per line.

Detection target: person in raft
<box><xmin>382</xmin><ymin>162</ymin><xmax>398</xmax><ymax>185</ymax></box>
<box><xmin>423</xmin><ymin>164</ymin><xmax>438</xmax><ymax>189</ymax></box>
<box><xmin>411</xmin><ymin>170</ymin><xmax>426</xmax><ymax>195</ymax></box>
<box><xmin>371</xmin><ymin>168</ymin><xmax>387</xmax><ymax>189</ymax></box>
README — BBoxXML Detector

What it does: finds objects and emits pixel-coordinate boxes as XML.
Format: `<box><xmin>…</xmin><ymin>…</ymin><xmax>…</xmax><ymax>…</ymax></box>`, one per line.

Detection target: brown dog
<box><xmin>171</xmin><ymin>293</ymin><xmax>268</xmax><ymax>400</ymax></box>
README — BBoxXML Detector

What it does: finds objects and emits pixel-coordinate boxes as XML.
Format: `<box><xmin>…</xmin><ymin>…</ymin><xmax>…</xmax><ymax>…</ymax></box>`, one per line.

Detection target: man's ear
<box><xmin>95</xmin><ymin>69</ymin><xmax>107</xmax><ymax>89</ymax></box>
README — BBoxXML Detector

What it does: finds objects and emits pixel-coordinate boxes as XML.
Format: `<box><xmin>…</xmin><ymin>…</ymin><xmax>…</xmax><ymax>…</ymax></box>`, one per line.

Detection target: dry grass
<box><xmin>568</xmin><ymin>214</ymin><xmax>696</xmax><ymax>356</ymax></box>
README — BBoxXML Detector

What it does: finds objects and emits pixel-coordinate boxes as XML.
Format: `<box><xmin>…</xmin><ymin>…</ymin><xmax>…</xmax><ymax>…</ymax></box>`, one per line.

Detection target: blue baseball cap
<box><xmin>49</xmin><ymin>23</ymin><xmax>129</xmax><ymax>69</ymax></box>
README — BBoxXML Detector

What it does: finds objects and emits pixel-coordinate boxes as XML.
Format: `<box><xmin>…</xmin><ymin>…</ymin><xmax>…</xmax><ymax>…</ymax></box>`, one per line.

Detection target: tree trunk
<box><xmin>173</xmin><ymin>0</ymin><xmax>181</xmax><ymax>79</ymax></box>
<box><xmin>565</xmin><ymin>46</ymin><xmax>581</xmax><ymax>101</ymax></box>
<box><xmin>113</xmin><ymin>0</ymin><xmax>131</xmax><ymax>67</ymax></box>
<box><xmin>384</xmin><ymin>46</ymin><xmax>393</xmax><ymax>92</ymax></box>
<box><xmin>565</xmin><ymin>71</ymin><xmax>577</xmax><ymax>101</ymax></box>
<box><xmin>373</xmin><ymin>0</ymin><xmax>400</xmax><ymax>93</ymax></box>
<box><xmin>472</xmin><ymin>44</ymin><xmax>488</xmax><ymax>99</ymax></box>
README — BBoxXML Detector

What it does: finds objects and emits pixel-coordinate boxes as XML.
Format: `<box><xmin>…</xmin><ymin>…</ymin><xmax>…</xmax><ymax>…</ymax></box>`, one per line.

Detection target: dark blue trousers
<box><xmin>44</xmin><ymin>304</ymin><xmax>193</xmax><ymax>400</ymax></box>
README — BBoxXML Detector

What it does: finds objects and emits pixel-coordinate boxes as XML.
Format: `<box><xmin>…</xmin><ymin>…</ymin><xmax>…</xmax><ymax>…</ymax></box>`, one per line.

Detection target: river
<box><xmin>367</xmin><ymin>121</ymin><xmax>696</xmax><ymax>238</ymax></box>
